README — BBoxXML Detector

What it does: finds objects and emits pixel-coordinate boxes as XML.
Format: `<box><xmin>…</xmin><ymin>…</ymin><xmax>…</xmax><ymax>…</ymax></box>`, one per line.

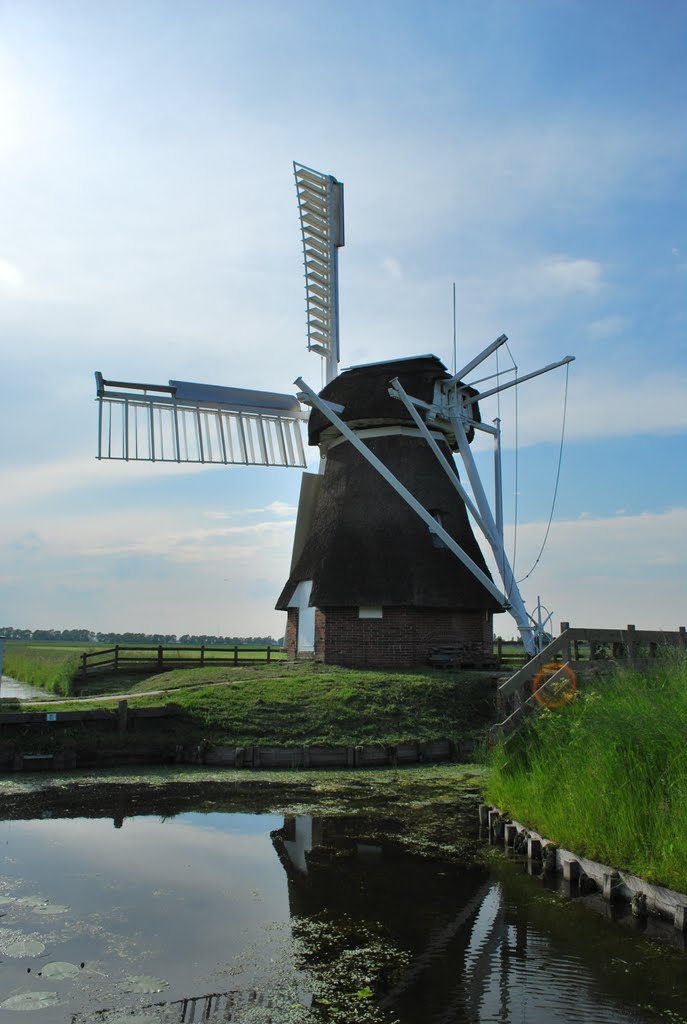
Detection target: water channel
<box><xmin>0</xmin><ymin>677</ymin><xmax>51</xmax><ymax>701</ymax></box>
<box><xmin>0</xmin><ymin>776</ymin><xmax>685</xmax><ymax>1023</ymax></box>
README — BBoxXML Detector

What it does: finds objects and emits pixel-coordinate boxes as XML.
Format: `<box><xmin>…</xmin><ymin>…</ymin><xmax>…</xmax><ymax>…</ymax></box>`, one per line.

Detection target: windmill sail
<box><xmin>95</xmin><ymin>373</ymin><xmax>307</xmax><ymax>467</ymax></box>
<box><xmin>294</xmin><ymin>162</ymin><xmax>344</xmax><ymax>383</ymax></box>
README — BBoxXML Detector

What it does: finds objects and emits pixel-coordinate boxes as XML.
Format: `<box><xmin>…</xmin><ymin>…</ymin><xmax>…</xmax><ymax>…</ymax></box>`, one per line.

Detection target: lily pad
<box><xmin>15</xmin><ymin>896</ymin><xmax>48</xmax><ymax>908</ymax></box>
<box><xmin>0</xmin><ymin>991</ymin><xmax>60</xmax><ymax>1011</ymax></box>
<box><xmin>41</xmin><ymin>960</ymin><xmax>80</xmax><ymax>979</ymax></box>
<box><xmin>0</xmin><ymin>930</ymin><xmax>46</xmax><ymax>957</ymax></box>
<box><xmin>120</xmin><ymin>975</ymin><xmax>169</xmax><ymax>994</ymax></box>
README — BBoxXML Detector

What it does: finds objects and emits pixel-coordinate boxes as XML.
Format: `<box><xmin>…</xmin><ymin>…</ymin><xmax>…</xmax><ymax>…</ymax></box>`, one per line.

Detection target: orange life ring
<box><xmin>532</xmin><ymin>661</ymin><xmax>577</xmax><ymax>708</ymax></box>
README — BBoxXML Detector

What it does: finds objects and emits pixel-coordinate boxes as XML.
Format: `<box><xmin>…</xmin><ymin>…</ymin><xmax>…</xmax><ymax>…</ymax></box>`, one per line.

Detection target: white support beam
<box><xmin>449</xmin><ymin>410</ymin><xmax>535</xmax><ymax>653</ymax></box>
<box><xmin>459</xmin><ymin>355</ymin><xmax>575</xmax><ymax>403</ymax></box>
<box><xmin>388</xmin><ymin>377</ymin><xmax>496</xmax><ymax>545</ymax></box>
<box><xmin>447</xmin><ymin>334</ymin><xmax>509</xmax><ymax>385</ymax></box>
<box><xmin>295</xmin><ymin>376</ymin><xmax>509</xmax><ymax>609</ymax></box>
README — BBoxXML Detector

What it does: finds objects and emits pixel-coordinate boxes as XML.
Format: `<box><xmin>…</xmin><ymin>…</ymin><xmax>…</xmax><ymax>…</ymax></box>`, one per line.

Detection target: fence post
<box><xmin>678</xmin><ymin>626</ymin><xmax>686</xmax><ymax>650</ymax></box>
<box><xmin>114</xmin><ymin>645</ymin><xmax>120</xmax><ymax>671</ymax></box>
<box><xmin>200</xmin><ymin>645</ymin><xmax>205</xmax><ymax>667</ymax></box>
<box><xmin>157</xmin><ymin>645</ymin><xmax>163</xmax><ymax>670</ymax></box>
<box><xmin>559</xmin><ymin>622</ymin><xmax>571</xmax><ymax>664</ymax></box>
<box><xmin>496</xmin><ymin>637</ymin><xmax>502</xmax><ymax>663</ymax></box>
<box><xmin>117</xmin><ymin>699</ymin><xmax>128</xmax><ymax>734</ymax></box>
<box><xmin>626</xmin><ymin>624</ymin><xmax>636</xmax><ymax>664</ymax></box>
<box><xmin>267</xmin><ymin>645</ymin><xmax>271</xmax><ymax>663</ymax></box>
<box><xmin>234</xmin><ymin>645</ymin><xmax>238</xmax><ymax>665</ymax></box>
<box><xmin>81</xmin><ymin>652</ymin><xmax>88</xmax><ymax>683</ymax></box>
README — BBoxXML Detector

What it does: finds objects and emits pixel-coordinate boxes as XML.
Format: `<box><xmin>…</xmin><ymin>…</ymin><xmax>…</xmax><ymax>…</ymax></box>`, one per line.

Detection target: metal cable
<box><xmin>518</xmin><ymin>360</ymin><xmax>570</xmax><ymax>583</ymax></box>
<box><xmin>505</xmin><ymin>342</ymin><xmax>519</xmax><ymax>598</ymax></box>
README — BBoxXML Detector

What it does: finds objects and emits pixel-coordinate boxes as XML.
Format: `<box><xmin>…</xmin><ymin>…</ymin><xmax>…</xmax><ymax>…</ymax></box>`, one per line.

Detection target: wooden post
<box><xmin>114</xmin><ymin>645</ymin><xmax>120</xmax><ymax>671</ymax></box>
<box><xmin>234</xmin><ymin>645</ymin><xmax>239</xmax><ymax>665</ymax></box>
<box><xmin>81</xmin><ymin>653</ymin><xmax>88</xmax><ymax>683</ymax></box>
<box><xmin>200</xmin><ymin>645</ymin><xmax>205</xmax><ymax>667</ymax></box>
<box><xmin>527</xmin><ymin>837</ymin><xmax>542</xmax><ymax>862</ymax></box>
<box><xmin>117</xmin><ymin>700</ymin><xmax>129</xmax><ymax>734</ymax></box>
<box><xmin>603</xmin><ymin>870</ymin><xmax>622</xmax><ymax>902</ymax></box>
<box><xmin>562</xmin><ymin>859</ymin><xmax>580</xmax><ymax>882</ymax></box>
<box><xmin>267</xmin><ymin>645</ymin><xmax>271</xmax><ymax>663</ymax></box>
<box><xmin>674</xmin><ymin>904</ymin><xmax>687</xmax><ymax>932</ymax></box>
<box><xmin>678</xmin><ymin>626</ymin><xmax>685</xmax><ymax>650</ymax></box>
<box><xmin>559</xmin><ymin>622</ymin><xmax>571</xmax><ymax>665</ymax></box>
<box><xmin>157</xmin><ymin>645</ymin><xmax>163</xmax><ymax>669</ymax></box>
<box><xmin>626</xmin><ymin>624</ymin><xmax>636</xmax><ymax>665</ymax></box>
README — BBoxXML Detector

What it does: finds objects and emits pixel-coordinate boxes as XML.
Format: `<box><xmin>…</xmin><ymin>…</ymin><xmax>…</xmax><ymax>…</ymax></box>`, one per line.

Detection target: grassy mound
<box><xmin>486</xmin><ymin>653</ymin><xmax>687</xmax><ymax>892</ymax></box>
<box><xmin>26</xmin><ymin>664</ymin><xmax>499</xmax><ymax>749</ymax></box>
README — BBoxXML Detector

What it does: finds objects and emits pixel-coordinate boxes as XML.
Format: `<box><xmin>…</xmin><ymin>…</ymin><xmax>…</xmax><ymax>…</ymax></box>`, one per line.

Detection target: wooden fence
<box><xmin>79</xmin><ymin>644</ymin><xmax>285</xmax><ymax>681</ymax></box>
<box><xmin>493</xmin><ymin>623</ymin><xmax>686</xmax><ymax>740</ymax></box>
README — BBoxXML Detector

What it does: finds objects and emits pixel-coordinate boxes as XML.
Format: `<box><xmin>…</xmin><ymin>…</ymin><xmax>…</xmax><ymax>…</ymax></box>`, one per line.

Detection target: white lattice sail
<box><xmin>95</xmin><ymin>374</ymin><xmax>307</xmax><ymax>467</ymax></box>
<box><xmin>294</xmin><ymin>162</ymin><xmax>344</xmax><ymax>383</ymax></box>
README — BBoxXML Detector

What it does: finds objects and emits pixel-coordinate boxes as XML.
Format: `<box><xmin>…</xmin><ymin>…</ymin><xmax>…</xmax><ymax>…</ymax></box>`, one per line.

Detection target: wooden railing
<box><xmin>79</xmin><ymin>644</ymin><xmax>286</xmax><ymax>681</ymax></box>
<box><xmin>492</xmin><ymin>623</ymin><xmax>686</xmax><ymax>740</ymax></box>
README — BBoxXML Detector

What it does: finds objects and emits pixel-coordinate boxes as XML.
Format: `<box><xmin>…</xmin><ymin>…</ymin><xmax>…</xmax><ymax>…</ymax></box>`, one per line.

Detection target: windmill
<box><xmin>95</xmin><ymin>162</ymin><xmax>573</xmax><ymax>667</ymax></box>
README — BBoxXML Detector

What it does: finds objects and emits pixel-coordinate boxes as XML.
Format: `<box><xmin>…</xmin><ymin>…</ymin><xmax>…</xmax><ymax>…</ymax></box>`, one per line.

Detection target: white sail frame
<box><xmin>95</xmin><ymin>374</ymin><xmax>308</xmax><ymax>468</ymax></box>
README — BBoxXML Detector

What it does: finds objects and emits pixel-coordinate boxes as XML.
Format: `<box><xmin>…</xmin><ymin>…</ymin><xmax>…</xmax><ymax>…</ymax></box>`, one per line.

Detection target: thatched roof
<box><xmin>308</xmin><ymin>354</ymin><xmax>480</xmax><ymax>449</ymax></box>
<box><xmin>276</xmin><ymin>432</ymin><xmax>501</xmax><ymax>611</ymax></box>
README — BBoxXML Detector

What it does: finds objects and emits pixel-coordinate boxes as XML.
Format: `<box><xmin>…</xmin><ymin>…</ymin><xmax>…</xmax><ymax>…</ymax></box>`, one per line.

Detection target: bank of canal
<box><xmin>0</xmin><ymin>765</ymin><xmax>685</xmax><ymax>1024</ymax></box>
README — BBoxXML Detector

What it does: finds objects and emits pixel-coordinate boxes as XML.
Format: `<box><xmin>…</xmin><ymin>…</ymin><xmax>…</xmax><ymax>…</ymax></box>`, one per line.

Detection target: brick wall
<box><xmin>286</xmin><ymin>605</ymin><xmax>494</xmax><ymax>668</ymax></box>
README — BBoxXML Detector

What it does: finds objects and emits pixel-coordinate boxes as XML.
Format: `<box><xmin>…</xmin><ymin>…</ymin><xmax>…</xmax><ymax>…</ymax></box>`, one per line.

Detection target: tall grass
<box><xmin>3</xmin><ymin>647</ymin><xmax>78</xmax><ymax>696</ymax></box>
<box><xmin>487</xmin><ymin>653</ymin><xmax>687</xmax><ymax>892</ymax></box>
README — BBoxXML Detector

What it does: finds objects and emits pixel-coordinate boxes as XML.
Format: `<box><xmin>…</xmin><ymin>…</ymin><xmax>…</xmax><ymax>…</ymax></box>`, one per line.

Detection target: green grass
<box><xmin>486</xmin><ymin>653</ymin><xmax>687</xmax><ymax>892</ymax></box>
<box><xmin>20</xmin><ymin>663</ymin><xmax>499</xmax><ymax>749</ymax></box>
<box><xmin>2</xmin><ymin>641</ymin><xmax>286</xmax><ymax>697</ymax></box>
<box><xmin>3</xmin><ymin>646</ymin><xmax>79</xmax><ymax>697</ymax></box>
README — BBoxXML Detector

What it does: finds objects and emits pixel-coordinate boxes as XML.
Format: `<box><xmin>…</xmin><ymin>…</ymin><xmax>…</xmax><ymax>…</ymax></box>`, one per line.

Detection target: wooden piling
<box><xmin>504</xmin><ymin>823</ymin><xmax>518</xmax><ymax>847</ymax></box>
<box><xmin>527</xmin><ymin>837</ymin><xmax>542</xmax><ymax>861</ymax></box>
<box><xmin>603</xmin><ymin>870</ymin><xmax>622</xmax><ymax>902</ymax></box>
<box><xmin>117</xmin><ymin>700</ymin><xmax>128</xmax><ymax>734</ymax></box>
<box><xmin>562</xmin><ymin>859</ymin><xmax>580</xmax><ymax>882</ymax></box>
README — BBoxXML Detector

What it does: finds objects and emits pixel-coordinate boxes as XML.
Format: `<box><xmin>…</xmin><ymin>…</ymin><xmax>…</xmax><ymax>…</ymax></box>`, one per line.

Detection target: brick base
<box><xmin>286</xmin><ymin>606</ymin><xmax>494</xmax><ymax>669</ymax></box>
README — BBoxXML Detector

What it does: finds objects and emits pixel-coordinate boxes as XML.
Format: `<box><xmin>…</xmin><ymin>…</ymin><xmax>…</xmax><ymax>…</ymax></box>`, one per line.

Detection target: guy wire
<box><xmin>518</xmin><ymin>360</ymin><xmax>570</xmax><ymax>583</ymax></box>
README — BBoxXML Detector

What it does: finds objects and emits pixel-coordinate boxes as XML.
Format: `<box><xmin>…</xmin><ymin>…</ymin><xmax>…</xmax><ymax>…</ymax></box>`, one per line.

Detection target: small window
<box><xmin>429</xmin><ymin>509</ymin><xmax>447</xmax><ymax>549</ymax></box>
<box><xmin>359</xmin><ymin>606</ymin><xmax>383</xmax><ymax>619</ymax></box>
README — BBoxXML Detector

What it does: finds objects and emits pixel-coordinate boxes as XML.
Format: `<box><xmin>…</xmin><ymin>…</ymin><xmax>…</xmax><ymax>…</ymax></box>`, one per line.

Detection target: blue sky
<box><xmin>0</xmin><ymin>0</ymin><xmax>685</xmax><ymax>639</ymax></box>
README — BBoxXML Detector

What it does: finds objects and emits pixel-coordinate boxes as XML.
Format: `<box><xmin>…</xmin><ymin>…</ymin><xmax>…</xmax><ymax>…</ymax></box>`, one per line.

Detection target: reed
<box><xmin>487</xmin><ymin>652</ymin><xmax>687</xmax><ymax>892</ymax></box>
<box><xmin>3</xmin><ymin>648</ymin><xmax>78</xmax><ymax>697</ymax></box>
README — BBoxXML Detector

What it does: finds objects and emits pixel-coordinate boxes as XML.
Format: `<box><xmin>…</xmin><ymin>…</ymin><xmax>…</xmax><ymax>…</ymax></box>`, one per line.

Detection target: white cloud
<box><xmin>204</xmin><ymin>501</ymin><xmax>297</xmax><ymax>521</ymax></box>
<box><xmin>506</xmin><ymin>256</ymin><xmax>604</xmax><ymax>303</ymax></box>
<box><xmin>493</xmin><ymin>507</ymin><xmax>687</xmax><ymax>634</ymax></box>
<box><xmin>473</xmin><ymin>367</ymin><xmax>687</xmax><ymax>450</ymax></box>
<box><xmin>587</xmin><ymin>314</ymin><xmax>631</xmax><ymax>340</ymax></box>
<box><xmin>0</xmin><ymin>456</ymin><xmax>225</xmax><ymax>509</ymax></box>
<box><xmin>0</xmin><ymin>258</ymin><xmax>24</xmax><ymax>290</ymax></box>
<box><xmin>381</xmin><ymin>257</ymin><xmax>403</xmax><ymax>281</ymax></box>
<box><xmin>542</xmin><ymin>257</ymin><xmax>603</xmax><ymax>295</ymax></box>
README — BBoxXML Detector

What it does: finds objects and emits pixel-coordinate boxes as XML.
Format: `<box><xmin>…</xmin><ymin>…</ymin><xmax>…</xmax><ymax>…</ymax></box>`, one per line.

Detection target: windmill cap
<box><xmin>307</xmin><ymin>354</ymin><xmax>480</xmax><ymax>447</ymax></box>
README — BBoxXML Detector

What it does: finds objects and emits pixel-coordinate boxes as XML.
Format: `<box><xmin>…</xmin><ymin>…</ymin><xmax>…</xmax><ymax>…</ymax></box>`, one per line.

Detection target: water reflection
<box><xmin>272</xmin><ymin>815</ymin><xmax>685</xmax><ymax>1024</ymax></box>
<box><xmin>0</xmin><ymin>798</ymin><xmax>684</xmax><ymax>1023</ymax></box>
<box><xmin>0</xmin><ymin>674</ymin><xmax>50</xmax><ymax>700</ymax></box>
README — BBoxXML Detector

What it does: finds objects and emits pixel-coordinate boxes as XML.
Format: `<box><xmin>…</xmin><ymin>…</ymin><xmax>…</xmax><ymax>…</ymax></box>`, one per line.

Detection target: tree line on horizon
<box><xmin>1</xmin><ymin>626</ymin><xmax>284</xmax><ymax>646</ymax></box>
